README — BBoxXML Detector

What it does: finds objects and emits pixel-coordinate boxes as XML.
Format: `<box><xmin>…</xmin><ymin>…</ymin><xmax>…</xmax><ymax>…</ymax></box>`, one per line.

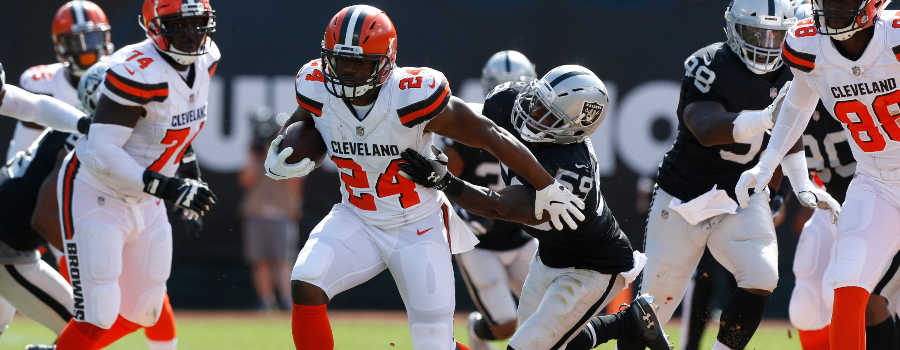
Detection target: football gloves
<box><xmin>735</xmin><ymin>155</ymin><xmax>777</xmax><ymax>209</ymax></box>
<box><xmin>535</xmin><ymin>179</ymin><xmax>586</xmax><ymax>230</ymax></box>
<box><xmin>398</xmin><ymin>145</ymin><xmax>464</xmax><ymax>196</ymax></box>
<box><xmin>796</xmin><ymin>185</ymin><xmax>841</xmax><ymax>224</ymax></box>
<box><xmin>172</xmin><ymin>206</ymin><xmax>204</xmax><ymax>239</ymax></box>
<box><xmin>143</xmin><ymin>170</ymin><xmax>217</xmax><ymax>216</ymax></box>
<box><xmin>264</xmin><ymin>135</ymin><xmax>315</xmax><ymax>180</ymax></box>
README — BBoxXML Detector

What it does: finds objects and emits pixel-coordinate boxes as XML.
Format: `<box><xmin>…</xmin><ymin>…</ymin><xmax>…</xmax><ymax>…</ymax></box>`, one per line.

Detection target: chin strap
<box><xmin>161</xmin><ymin>49</ymin><xmax>200</xmax><ymax>65</ymax></box>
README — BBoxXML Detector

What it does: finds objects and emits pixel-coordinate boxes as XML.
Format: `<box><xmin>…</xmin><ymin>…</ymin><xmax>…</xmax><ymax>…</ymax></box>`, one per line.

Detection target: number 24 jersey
<box><xmin>782</xmin><ymin>13</ymin><xmax>900</xmax><ymax>183</ymax></box>
<box><xmin>294</xmin><ymin>60</ymin><xmax>452</xmax><ymax>228</ymax></box>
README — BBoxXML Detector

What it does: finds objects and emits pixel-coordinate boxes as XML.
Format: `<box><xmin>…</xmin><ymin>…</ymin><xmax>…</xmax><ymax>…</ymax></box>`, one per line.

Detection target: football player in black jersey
<box><xmin>399</xmin><ymin>65</ymin><xmax>672</xmax><ymax>350</ymax></box>
<box><xmin>441</xmin><ymin>50</ymin><xmax>538</xmax><ymax>350</ymax></box>
<box><xmin>617</xmin><ymin>1</ymin><xmax>833</xmax><ymax>349</ymax></box>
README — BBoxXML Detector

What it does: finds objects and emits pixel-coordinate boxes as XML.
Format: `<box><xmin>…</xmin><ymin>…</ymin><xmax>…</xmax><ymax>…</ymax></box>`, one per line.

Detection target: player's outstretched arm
<box><xmin>684</xmin><ymin>81</ymin><xmax>791</xmax><ymax>146</ymax></box>
<box><xmin>0</xmin><ymin>85</ymin><xmax>90</xmax><ymax>134</ymax></box>
<box><xmin>425</xmin><ymin>96</ymin><xmax>584</xmax><ymax>228</ymax></box>
<box><xmin>398</xmin><ymin>146</ymin><xmax>543</xmax><ymax>226</ymax></box>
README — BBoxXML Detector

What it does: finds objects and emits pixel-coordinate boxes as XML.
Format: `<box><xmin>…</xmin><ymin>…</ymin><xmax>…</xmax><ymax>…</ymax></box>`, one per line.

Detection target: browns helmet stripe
<box><xmin>548</xmin><ymin>70</ymin><xmax>591</xmax><ymax>88</ymax></box>
<box><xmin>336</xmin><ymin>5</ymin><xmax>358</xmax><ymax>46</ymax></box>
<box><xmin>337</xmin><ymin>5</ymin><xmax>377</xmax><ymax>47</ymax></box>
<box><xmin>104</xmin><ymin>71</ymin><xmax>169</xmax><ymax>104</ymax></box>
<box><xmin>781</xmin><ymin>41</ymin><xmax>815</xmax><ymax>72</ymax></box>
<box><xmin>69</xmin><ymin>1</ymin><xmax>88</xmax><ymax>27</ymax></box>
<box><xmin>398</xmin><ymin>80</ymin><xmax>451</xmax><ymax>127</ymax></box>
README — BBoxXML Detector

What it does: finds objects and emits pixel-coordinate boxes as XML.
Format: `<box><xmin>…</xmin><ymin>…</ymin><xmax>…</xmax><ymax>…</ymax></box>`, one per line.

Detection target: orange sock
<box><xmin>831</xmin><ymin>287</ymin><xmax>869</xmax><ymax>350</ymax></box>
<box><xmin>58</xmin><ymin>255</ymin><xmax>71</xmax><ymax>284</ymax></box>
<box><xmin>56</xmin><ymin>320</ymin><xmax>107</xmax><ymax>350</ymax></box>
<box><xmin>798</xmin><ymin>325</ymin><xmax>830</xmax><ymax>350</ymax></box>
<box><xmin>92</xmin><ymin>315</ymin><xmax>142</xmax><ymax>349</ymax></box>
<box><xmin>145</xmin><ymin>294</ymin><xmax>177</xmax><ymax>341</ymax></box>
<box><xmin>292</xmin><ymin>303</ymin><xmax>333</xmax><ymax>350</ymax></box>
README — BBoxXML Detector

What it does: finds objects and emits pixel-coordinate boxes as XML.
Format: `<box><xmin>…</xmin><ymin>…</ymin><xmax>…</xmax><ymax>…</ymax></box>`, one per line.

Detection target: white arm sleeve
<box><xmin>80</xmin><ymin>123</ymin><xmax>147</xmax><ymax>191</ymax></box>
<box><xmin>763</xmin><ymin>70</ymin><xmax>820</xmax><ymax>163</ymax></box>
<box><xmin>0</xmin><ymin>85</ymin><xmax>84</xmax><ymax>133</ymax></box>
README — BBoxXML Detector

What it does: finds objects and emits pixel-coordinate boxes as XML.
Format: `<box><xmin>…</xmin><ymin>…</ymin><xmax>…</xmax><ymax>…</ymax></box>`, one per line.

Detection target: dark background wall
<box><xmin>4</xmin><ymin>0</ymin><xmax>872</xmax><ymax>317</ymax></box>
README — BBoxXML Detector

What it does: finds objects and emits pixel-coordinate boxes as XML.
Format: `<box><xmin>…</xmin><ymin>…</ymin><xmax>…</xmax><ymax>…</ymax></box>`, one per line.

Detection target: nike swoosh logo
<box><xmin>702</xmin><ymin>55</ymin><xmax>712</xmax><ymax>66</ymax></box>
<box><xmin>429</xmin><ymin>78</ymin><xmax>436</xmax><ymax>89</ymax></box>
<box><xmin>125</xmin><ymin>66</ymin><xmax>136</xmax><ymax>75</ymax></box>
<box><xmin>549</xmin><ymin>201</ymin><xmax>564</xmax><ymax>205</ymax></box>
<box><xmin>156</xmin><ymin>199</ymin><xmax>161</xmax><ymax>205</ymax></box>
<box><xmin>417</xmin><ymin>227</ymin><xmax>433</xmax><ymax>235</ymax></box>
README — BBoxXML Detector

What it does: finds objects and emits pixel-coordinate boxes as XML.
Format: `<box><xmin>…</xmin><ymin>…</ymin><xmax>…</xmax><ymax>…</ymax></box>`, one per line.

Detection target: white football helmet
<box><xmin>511</xmin><ymin>65</ymin><xmax>609</xmax><ymax>144</ymax></box>
<box><xmin>811</xmin><ymin>0</ymin><xmax>891</xmax><ymax>41</ymax></box>
<box><xmin>481</xmin><ymin>50</ymin><xmax>537</xmax><ymax>96</ymax></box>
<box><xmin>725</xmin><ymin>0</ymin><xmax>798</xmax><ymax>74</ymax></box>
<box><xmin>77</xmin><ymin>61</ymin><xmax>110</xmax><ymax>116</ymax></box>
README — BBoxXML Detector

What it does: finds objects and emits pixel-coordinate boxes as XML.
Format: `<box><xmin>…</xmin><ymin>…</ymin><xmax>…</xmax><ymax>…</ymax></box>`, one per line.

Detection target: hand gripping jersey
<box><xmin>443</xmin><ymin>136</ymin><xmax>531</xmax><ymax>251</ymax></box>
<box><xmin>295</xmin><ymin>60</ymin><xmax>451</xmax><ymax>228</ymax></box>
<box><xmin>0</xmin><ymin>130</ymin><xmax>78</xmax><ymax>251</ymax></box>
<box><xmin>19</xmin><ymin>63</ymin><xmax>78</xmax><ymax>106</ymax></box>
<box><xmin>782</xmin><ymin>14</ymin><xmax>900</xmax><ymax>183</ymax></box>
<box><xmin>803</xmin><ymin>102</ymin><xmax>856</xmax><ymax>203</ymax></box>
<box><xmin>485</xmin><ymin>83</ymin><xmax>634</xmax><ymax>273</ymax></box>
<box><xmin>79</xmin><ymin>39</ymin><xmax>219</xmax><ymax>198</ymax></box>
<box><xmin>656</xmin><ymin>43</ymin><xmax>792</xmax><ymax>202</ymax></box>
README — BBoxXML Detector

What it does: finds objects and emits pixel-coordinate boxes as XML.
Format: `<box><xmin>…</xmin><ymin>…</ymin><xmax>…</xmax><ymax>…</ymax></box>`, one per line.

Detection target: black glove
<box><xmin>143</xmin><ymin>170</ymin><xmax>217</xmax><ymax>216</ymax></box>
<box><xmin>77</xmin><ymin>116</ymin><xmax>92</xmax><ymax>135</ymax></box>
<box><xmin>171</xmin><ymin>207</ymin><xmax>204</xmax><ymax>239</ymax></box>
<box><xmin>398</xmin><ymin>145</ymin><xmax>464</xmax><ymax>196</ymax></box>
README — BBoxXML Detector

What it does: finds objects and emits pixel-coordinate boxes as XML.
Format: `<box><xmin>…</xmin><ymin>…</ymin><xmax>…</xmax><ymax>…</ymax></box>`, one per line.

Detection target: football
<box><xmin>278</xmin><ymin>121</ymin><xmax>327</xmax><ymax>167</ymax></box>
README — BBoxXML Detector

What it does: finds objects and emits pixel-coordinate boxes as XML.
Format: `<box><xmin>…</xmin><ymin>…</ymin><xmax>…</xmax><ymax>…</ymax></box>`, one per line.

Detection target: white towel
<box><xmin>621</xmin><ymin>251</ymin><xmax>647</xmax><ymax>289</ymax></box>
<box><xmin>668</xmin><ymin>185</ymin><xmax>738</xmax><ymax>225</ymax></box>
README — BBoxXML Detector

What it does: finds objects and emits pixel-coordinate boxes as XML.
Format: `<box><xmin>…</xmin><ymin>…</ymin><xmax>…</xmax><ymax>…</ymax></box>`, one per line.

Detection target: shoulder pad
<box><xmin>205</xmin><ymin>40</ymin><xmax>221</xmax><ymax>77</ymax></box>
<box><xmin>392</xmin><ymin>67</ymin><xmax>451</xmax><ymax>128</ymax></box>
<box><xmin>782</xmin><ymin>20</ymin><xmax>820</xmax><ymax>73</ymax></box>
<box><xmin>19</xmin><ymin>64</ymin><xmax>64</xmax><ymax>94</ymax></box>
<box><xmin>101</xmin><ymin>48</ymin><xmax>169</xmax><ymax>106</ymax></box>
<box><xmin>482</xmin><ymin>82</ymin><xmax>523</xmax><ymax>125</ymax></box>
<box><xmin>877</xmin><ymin>13</ymin><xmax>900</xmax><ymax>62</ymax></box>
<box><xmin>294</xmin><ymin>59</ymin><xmax>327</xmax><ymax>116</ymax></box>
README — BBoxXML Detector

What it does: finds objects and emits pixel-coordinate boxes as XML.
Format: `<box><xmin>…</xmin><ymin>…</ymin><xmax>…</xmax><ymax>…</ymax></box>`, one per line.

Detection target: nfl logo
<box><xmin>580</xmin><ymin>101</ymin><xmax>604</xmax><ymax>125</ymax></box>
<box><xmin>812</xmin><ymin>110</ymin><xmax>820</xmax><ymax>121</ymax></box>
<box><xmin>356</xmin><ymin>126</ymin><xmax>364</xmax><ymax>137</ymax></box>
<box><xmin>97</xmin><ymin>196</ymin><xmax>105</xmax><ymax>206</ymax></box>
<box><xmin>770</xmin><ymin>87</ymin><xmax>778</xmax><ymax>99</ymax></box>
<box><xmin>853</xmin><ymin>66</ymin><xmax>861</xmax><ymax>76</ymax></box>
<box><xmin>661</xmin><ymin>210</ymin><xmax>668</xmax><ymax>219</ymax></box>
<box><xmin>189</xmin><ymin>94</ymin><xmax>195</xmax><ymax>103</ymax></box>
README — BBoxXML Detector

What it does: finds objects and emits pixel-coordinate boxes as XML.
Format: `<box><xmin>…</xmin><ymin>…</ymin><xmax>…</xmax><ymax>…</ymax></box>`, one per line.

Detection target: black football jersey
<box><xmin>0</xmin><ymin>130</ymin><xmax>77</xmax><ymax>251</ymax></box>
<box><xmin>803</xmin><ymin>102</ymin><xmax>855</xmax><ymax>203</ymax></box>
<box><xmin>656</xmin><ymin>43</ymin><xmax>793</xmax><ymax>202</ymax></box>
<box><xmin>482</xmin><ymin>82</ymin><xmax>634</xmax><ymax>274</ymax></box>
<box><xmin>444</xmin><ymin>138</ymin><xmax>532</xmax><ymax>251</ymax></box>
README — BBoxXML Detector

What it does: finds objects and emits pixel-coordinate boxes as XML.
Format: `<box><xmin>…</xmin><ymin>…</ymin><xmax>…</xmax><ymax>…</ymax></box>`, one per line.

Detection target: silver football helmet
<box><xmin>77</xmin><ymin>61</ymin><xmax>109</xmax><ymax>116</ymax></box>
<box><xmin>725</xmin><ymin>0</ymin><xmax>798</xmax><ymax>74</ymax></box>
<box><xmin>795</xmin><ymin>1</ymin><xmax>813</xmax><ymax>20</ymax></box>
<box><xmin>481</xmin><ymin>50</ymin><xmax>537</xmax><ymax>96</ymax></box>
<box><xmin>511</xmin><ymin>65</ymin><xmax>609</xmax><ymax>144</ymax></box>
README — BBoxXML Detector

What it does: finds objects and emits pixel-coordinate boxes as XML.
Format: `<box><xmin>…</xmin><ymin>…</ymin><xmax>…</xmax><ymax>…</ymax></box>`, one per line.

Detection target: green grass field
<box><xmin>0</xmin><ymin>311</ymin><xmax>800</xmax><ymax>350</ymax></box>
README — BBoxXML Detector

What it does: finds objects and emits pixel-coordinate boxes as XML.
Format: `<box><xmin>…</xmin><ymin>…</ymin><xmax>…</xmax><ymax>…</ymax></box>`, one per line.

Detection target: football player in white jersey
<box><xmin>49</xmin><ymin>0</ymin><xmax>219</xmax><ymax>349</ymax></box>
<box><xmin>7</xmin><ymin>1</ymin><xmax>113</xmax><ymax>160</ymax></box>
<box><xmin>737</xmin><ymin>0</ymin><xmax>900</xmax><ymax>348</ymax></box>
<box><xmin>265</xmin><ymin>5</ymin><xmax>585</xmax><ymax>350</ymax></box>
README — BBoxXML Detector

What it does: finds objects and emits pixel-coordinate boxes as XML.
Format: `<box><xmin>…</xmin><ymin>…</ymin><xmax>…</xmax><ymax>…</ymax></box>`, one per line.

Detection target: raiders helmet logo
<box><xmin>580</xmin><ymin>101</ymin><xmax>604</xmax><ymax>126</ymax></box>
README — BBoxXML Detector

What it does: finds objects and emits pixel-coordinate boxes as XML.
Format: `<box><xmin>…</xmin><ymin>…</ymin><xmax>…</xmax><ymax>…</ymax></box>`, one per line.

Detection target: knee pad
<box><xmin>828</xmin><ymin>236</ymin><xmax>867</xmax><ymax>289</ymax></box>
<box><xmin>89</xmin><ymin>283</ymin><xmax>121</xmax><ymax>329</ymax></box>
<box><xmin>789</xmin><ymin>282</ymin><xmax>830</xmax><ymax>330</ymax></box>
<box><xmin>126</xmin><ymin>285</ymin><xmax>166</xmax><ymax>327</ymax></box>
<box><xmin>290</xmin><ymin>238</ymin><xmax>333</xmax><ymax>282</ymax></box>
<box><xmin>410</xmin><ymin>323</ymin><xmax>450</xmax><ymax>350</ymax></box>
<box><xmin>397</xmin><ymin>243</ymin><xmax>454</xmax><ymax>315</ymax></box>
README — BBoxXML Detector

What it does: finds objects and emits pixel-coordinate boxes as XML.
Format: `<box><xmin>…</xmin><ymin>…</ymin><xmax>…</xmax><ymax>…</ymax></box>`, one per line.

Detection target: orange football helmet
<box><xmin>52</xmin><ymin>1</ymin><xmax>113</xmax><ymax>75</ymax></box>
<box><xmin>321</xmin><ymin>5</ymin><xmax>397</xmax><ymax>99</ymax></box>
<box><xmin>812</xmin><ymin>0</ymin><xmax>891</xmax><ymax>40</ymax></box>
<box><xmin>140</xmin><ymin>0</ymin><xmax>216</xmax><ymax>65</ymax></box>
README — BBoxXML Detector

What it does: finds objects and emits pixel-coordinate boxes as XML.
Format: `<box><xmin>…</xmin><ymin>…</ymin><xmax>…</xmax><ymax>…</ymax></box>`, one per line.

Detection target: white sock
<box><xmin>711</xmin><ymin>339</ymin><xmax>733</xmax><ymax>350</ymax></box>
<box><xmin>147</xmin><ymin>338</ymin><xmax>178</xmax><ymax>350</ymax></box>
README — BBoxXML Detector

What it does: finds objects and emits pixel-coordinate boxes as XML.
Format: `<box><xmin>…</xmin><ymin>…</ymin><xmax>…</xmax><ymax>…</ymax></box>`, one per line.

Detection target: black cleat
<box><xmin>625</xmin><ymin>294</ymin><xmax>673</xmax><ymax>350</ymax></box>
<box><xmin>24</xmin><ymin>345</ymin><xmax>55</xmax><ymax>350</ymax></box>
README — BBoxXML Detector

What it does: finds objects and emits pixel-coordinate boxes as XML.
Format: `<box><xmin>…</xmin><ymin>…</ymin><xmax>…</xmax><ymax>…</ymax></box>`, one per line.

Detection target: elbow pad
<box><xmin>80</xmin><ymin>124</ymin><xmax>147</xmax><ymax>190</ymax></box>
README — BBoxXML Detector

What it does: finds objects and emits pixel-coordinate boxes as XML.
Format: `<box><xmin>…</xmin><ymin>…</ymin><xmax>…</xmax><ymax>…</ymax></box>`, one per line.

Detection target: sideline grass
<box><xmin>0</xmin><ymin>311</ymin><xmax>800</xmax><ymax>349</ymax></box>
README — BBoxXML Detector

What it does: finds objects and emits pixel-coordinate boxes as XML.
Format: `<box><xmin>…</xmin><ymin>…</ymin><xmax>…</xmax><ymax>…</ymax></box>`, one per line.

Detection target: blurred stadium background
<box><xmin>4</xmin><ymin>0</ymin><xmax>898</xmax><ymax>348</ymax></box>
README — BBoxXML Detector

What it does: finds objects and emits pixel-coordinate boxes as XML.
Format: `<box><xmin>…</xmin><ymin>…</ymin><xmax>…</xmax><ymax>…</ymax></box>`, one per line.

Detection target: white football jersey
<box><xmin>19</xmin><ymin>63</ymin><xmax>78</xmax><ymax>107</ymax></box>
<box><xmin>295</xmin><ymin>60</ymin><xmax>452</xmax><ymax>228</ymax></box>
<box><xmin>783</xmin><ymin>13</ymin><xmax>900</xmax><ymax>183</ymax></box>
<box><xmin>75</xmin><ymin>39</ymin><xmax>220</xmax><ymax>198</ymax></box>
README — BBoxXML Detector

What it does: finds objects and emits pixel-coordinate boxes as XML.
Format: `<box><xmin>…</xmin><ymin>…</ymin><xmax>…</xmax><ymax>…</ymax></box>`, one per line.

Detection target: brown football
<box><xmin>278</xmin><ymin>121</ymin><xmax>327</xmax><ymax>167</ymax></box>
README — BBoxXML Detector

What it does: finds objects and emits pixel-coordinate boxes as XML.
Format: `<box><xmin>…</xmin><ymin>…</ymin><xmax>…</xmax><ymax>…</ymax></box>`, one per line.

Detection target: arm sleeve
<box><xmin>761</xmin><ymin>69</ymin><xmax>820</xmax><ymax>163</ymax></box>
<box><xmin>79</xmin><ymin>123</ymin><xmax>147</xmax><ymax>191</ymax></box>
<box><xmin>0</xmin><ymin>85</ymin><xmax>85</xmax><ymax>133</ymax></box>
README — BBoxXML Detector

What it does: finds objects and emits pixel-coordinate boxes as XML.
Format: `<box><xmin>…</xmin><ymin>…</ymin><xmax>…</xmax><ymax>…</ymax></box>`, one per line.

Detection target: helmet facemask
<box><xmin>142</xmin><ymin>4</ymin><xmax>216</xmax><ymax>65</ymax></box>
<box><xmin>725</xmin><ymin>0</ymin><xmax>797</xmax><ymax>74</ymax></box>
<box><xmin>56</xmin><ymin>25</ymin><xmax>112</xmax><ymax>76</ymax></box>
<box><xmin>733</xmin><ymin>23</ymin><xmax>787</xmax><ymax>73</ymax></box>
<box><xmin>321</xmin><ymin>43</ymin><xmax>393</xmax><ymax>100</ymax></box>
<box><xmin>512</xmin><ymin>80</ymin><xmax>580</xmax><ymax>144</ymax></box>
<box><xmin>812</xmin><ymin>0</ymin><xmax>888</xmax><ymax>41</ymax></box>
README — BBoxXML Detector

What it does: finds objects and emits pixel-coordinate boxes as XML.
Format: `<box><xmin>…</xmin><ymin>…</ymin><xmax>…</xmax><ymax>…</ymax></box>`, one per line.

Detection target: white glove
<box><xmin>796</xmin><ymin>184</ymin><xmax>842</xmax><ymax>224</ymax></box>
<box><xmin>264</xmin><ymin>135</ymin><xmax>315</xmax><ymax>180</ymax></box>
<box><xmin>735</xmin><ymin>154</ymin><xmax>778</xmax><ymax>208</ymax></box>
<box><xmin>535</xmin><ymin>179</ymin><xmax>586</xmax><ymax>230</ymax></box>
